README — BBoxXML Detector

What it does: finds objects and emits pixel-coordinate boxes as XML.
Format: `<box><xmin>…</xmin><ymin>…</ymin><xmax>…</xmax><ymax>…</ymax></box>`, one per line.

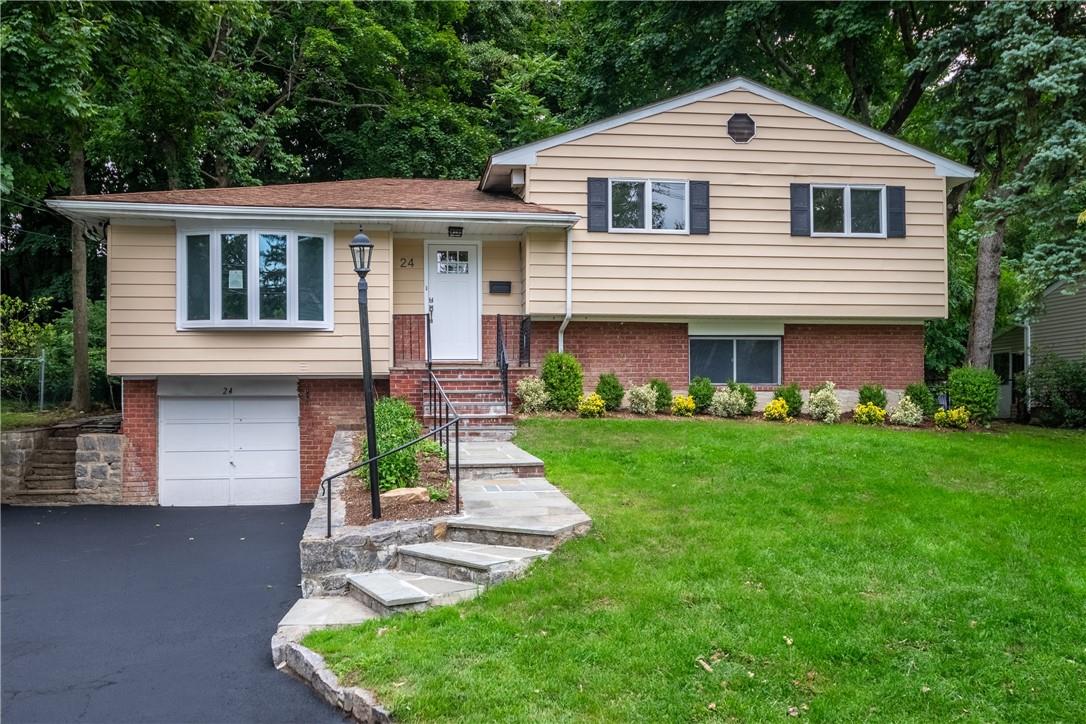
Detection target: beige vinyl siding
<box><xmin>107</xmin><ymin>224</ymin><xmax>391</xmax><ymax>377</ymax></box>
<box><xmin>1032</xmin><ymin>289</ymin><xmax>1086</xmax><ymax>360</ymax></box>
<box><xmin>391</xmin><ymin>237</ymin><xmax>523</xmax><ymax>316</ymax></box>
<box><xmin>527</xmin><ymin>89</ymin><xmax>949</xmax><ymax>319</ymax></box>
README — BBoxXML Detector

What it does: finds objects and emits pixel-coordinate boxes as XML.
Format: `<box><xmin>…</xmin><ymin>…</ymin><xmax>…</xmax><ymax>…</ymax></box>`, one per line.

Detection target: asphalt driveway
<box><xmin>1</xmin><ymin>505</ymin><xmax>343</xmax><ymax>723</ymax></box>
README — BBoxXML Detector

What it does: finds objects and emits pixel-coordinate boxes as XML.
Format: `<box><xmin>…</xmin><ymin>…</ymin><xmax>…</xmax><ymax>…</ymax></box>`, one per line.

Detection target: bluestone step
<box><xmin>346</xmin><ymin>570</ymin><xmax>480</xmax><ymax>616</ymax></box>
<box><xmin>397</xmin><ymin>541</ymin><xmax>548</xmax><ymax>584</ymax></box>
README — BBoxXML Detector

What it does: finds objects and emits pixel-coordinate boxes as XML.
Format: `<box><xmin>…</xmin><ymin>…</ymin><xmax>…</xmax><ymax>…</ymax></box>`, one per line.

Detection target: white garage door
<box><xmin>159</xmin><ymin>396</ymin><xmax>300</xmax><ymax>506</ymax></box>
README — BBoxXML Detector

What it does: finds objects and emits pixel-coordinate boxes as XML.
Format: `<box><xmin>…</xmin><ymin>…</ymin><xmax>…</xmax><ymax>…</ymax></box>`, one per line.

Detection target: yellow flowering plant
<box><xmin>763</xmin><ymin>397</ymin><xmax>790</xmax><ymax>421</ymax></box>
<box><xmin>671</xmin><ymin>394</ymin><xmax>696</xmax><ymax>416</ymax></box>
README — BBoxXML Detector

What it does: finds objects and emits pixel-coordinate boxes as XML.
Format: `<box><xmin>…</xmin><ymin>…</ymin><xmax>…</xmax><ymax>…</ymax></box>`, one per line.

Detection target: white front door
<box><xmin>159</xmin><ymin>396</ymin><xmax>300</xmax><ymax>506</ymax></box>
<box><xmin>426</xmin><ymin>242</ymin><xmax>480</xmax><ymax>360</ymax></box>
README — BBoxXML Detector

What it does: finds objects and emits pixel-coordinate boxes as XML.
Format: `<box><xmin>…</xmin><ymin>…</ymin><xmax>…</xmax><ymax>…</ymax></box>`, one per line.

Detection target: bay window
<box><xmin>690</xmin><ymin>337</ymin><xmax>781</xmax><ymax>385</ymax></box>
<box><xmin>811</xmin><ymin>185</ymin><xmax>885</xmax><ymax>236</ymax></box>
<box><xmin>178</xmin><ymin>227</ymin><xmax>333</xmax><ymax>329</ymax></box>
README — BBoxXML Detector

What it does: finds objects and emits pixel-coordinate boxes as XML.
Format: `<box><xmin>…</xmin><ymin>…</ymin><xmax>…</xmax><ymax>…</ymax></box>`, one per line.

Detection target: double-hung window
<box><xmin>178</xmin><ymin>226</ymin><xmax>333</xmax><ymax>330</ymax></box>
<box><xmin>689</xmin><ymin>337</ymin><xmax>781</xmax><ymax>385</ymax></box>
<box><xmin>811</xmin><ymin>185</ymin><xmax>885</xmax><ymax>237</ymax></box>
<box><xmin>609</xmin><ymin>179</ymin><xmax>688</xmax><ymax>233</ymax></box>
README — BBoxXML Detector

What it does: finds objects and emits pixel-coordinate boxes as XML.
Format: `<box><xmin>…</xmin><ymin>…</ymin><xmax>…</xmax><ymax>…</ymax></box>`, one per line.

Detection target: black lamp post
<box><xmin>350</xmin><ymin>229</ymin><xmax>381</xmax><ymax>519</ymax></box>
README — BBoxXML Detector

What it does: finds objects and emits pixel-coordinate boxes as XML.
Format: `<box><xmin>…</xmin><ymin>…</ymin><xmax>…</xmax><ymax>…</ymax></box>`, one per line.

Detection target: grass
<box><xmin>0</xmin><ymin>406</ymin><xmax>87</xmax><ymax>431</ymax></box>
<box><xmin>306</xmin><ymin>418</ymin><xmax>1086</xmax><ymax>722</ymax></box>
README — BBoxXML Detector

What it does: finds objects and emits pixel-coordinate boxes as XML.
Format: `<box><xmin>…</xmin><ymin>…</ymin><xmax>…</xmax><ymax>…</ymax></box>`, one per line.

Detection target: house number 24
<box><xmin>399</xmin><ymin>258</ymin><xmax>414</xmax><ymax>268</ymax></box>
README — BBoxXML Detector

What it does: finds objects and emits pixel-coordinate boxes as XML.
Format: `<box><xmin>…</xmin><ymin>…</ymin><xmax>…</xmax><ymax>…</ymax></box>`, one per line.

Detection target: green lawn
<box><xmin>306</xmin><ymin>419</ymin><xmax>1086</xmax><ymax>722</ymax></box>
<box><xmin>0</xmin><ymin>406</ymin><xmax>87</xmax><ymax>431</ymax></box>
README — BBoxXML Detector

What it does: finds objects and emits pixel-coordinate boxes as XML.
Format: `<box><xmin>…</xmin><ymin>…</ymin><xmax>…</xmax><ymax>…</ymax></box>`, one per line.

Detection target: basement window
<box><xmin>689</xmin><ymin>337</ymin><xmax>781</xmax><ymax>385</ymax></box>
<box><xmin>178</xmin><ymin>226</ymin><xmax>334</xmax><ymax>330</ymax></box>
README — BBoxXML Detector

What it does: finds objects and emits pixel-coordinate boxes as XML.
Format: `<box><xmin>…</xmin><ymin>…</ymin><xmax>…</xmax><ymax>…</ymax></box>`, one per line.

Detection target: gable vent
<box><xmin>727</xmin><ymin>113</ymin><xmax>756</xmax><ymax>143</ymax></box>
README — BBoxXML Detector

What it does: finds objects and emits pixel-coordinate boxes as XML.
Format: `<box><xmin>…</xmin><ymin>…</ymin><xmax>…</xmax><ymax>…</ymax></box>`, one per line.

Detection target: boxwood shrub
<box><xmin>687</xmin><ymin>376</ymin><xmax>715</xmax><ymax>413</ymax></box>
<box><xmin>903</xmin><ymin>381</ymin><xmax>938</xmax><ymax>418</ymax></box>
<box><xmin>358</xmin><ymin>397</ymin><xmax>441</xmax><ymax>491</ymax></box>
<box><xmin>648</xmin><ymin>378</ymin><xmax>672</xmax><ymax>412</ymax></box>
<box><xmin>773</xmin><ymin>382</ymin><xmax>803</xmax><ymax>417</ymax></box>
<box><xmin>858</xmin><ymin>383</ymin><xmax>887</xmax><ymax>408</ymax></box>
<box><xmin>948</xmin><ymin>366</ymin><xmax>999</xmax><ymax>425</ymax></box>
<box><xmin>595</xmin><ymin>373</ymin><xmax>625</xmax><ymax>411</ymax></box>
<box><xmin>541</xmin><ymin>352</ymin><xmax>583</xmax><ymax>411</ymax></box>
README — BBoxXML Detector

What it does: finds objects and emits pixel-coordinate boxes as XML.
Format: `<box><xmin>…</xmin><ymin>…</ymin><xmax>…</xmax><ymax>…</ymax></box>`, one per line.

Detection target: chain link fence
<box><xmin>1</xmin><ymin>350</ymin><xmax>47</xmax><ymax>411</ymax></box>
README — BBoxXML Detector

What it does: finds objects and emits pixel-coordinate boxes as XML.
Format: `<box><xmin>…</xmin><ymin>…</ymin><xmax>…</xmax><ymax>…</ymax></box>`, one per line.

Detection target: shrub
<box><xmin>948</xmin><ymin>366</ymin><xmax>999</xmax><ymax>425</ymax></box>
<box><xmin>671</xmin><ymin>394</ymin><xmax>696</xmax><ymax>416</ymax></box>
<box><xmin>727</xmin><ymin>381</ymin><xmax>757</xmax><ymax>416</ymax></box>
<box><xmin>763</xmin><ymin>397</ymin><xmax>790</xmax><ymax>421</ymax></box>
<box><xmin>904</xmin><ymin>382</ymin><xmax>938</xmax><ymax>419</ymax></box>
<box><xmin>889</xmin><ymin>396</ymin><xmax>923</xmax><ymax>426</ymax></box>
<box><xmin>858</xmin><ymin>384</ymin><xmax>887</xmax><ymax>408</ymax></box>
<box><xmin>709</xmin><ymin>387</ymin><xmax>747</xmax><ymax>417</ymax></box>
<box><xmin>594</xmin><ymin>373</ymin><xmax>625</xmax><ymax>411</ymax></box>
<box><xmin>1020</xmin><ymin>354</ymin><xmax>1086</xmax><ymax>428</ymax></box>
<box><xmin>516</xmin><ymin>376</ymin><xmax>549</xmax><ymax>414</ymax></box>
<box><xmin>853</xmin><ymin>402</ymin><xmax>886</xmax><ymax>425</ymax></box>
<box><xmin>648</xmin><ymin>378</ymin><xmax>672</xmax><ymax>412</ymax></box>
<box><xmin>358</xmin><ymin>397</ymin><xmax>435</xmax><ymax>491</ymax></box>
<box><xmin>428</xmin><ymin>486</ymin><xmax>450</xmax><ymax>502</ymax></box>
<box><xmin>807</xmin><ymin>381</ymin><xmax>842</xmax><ymax>423</ymax></box>
<box><xmin>628</xmin><ymin>384</ymin><xmax>657</xmax><ymax>415</ymax></box>
<box><xmin>687</xmin><ymin>376</ymin><xmax>715</xmax><ymax>413</ymax></box>
<box><xmin>541</xmin><ymin>352</ymin><xmax>583</xmax><ymax>411</ymax></box>
<box><xmin>773</xmin><ymin>383</ymin><xmax>803</xmax><ymax>417</ymax></box>
<box><xmin>578</xmin><ymin>393</ymin><xmax>606</xmax><ymax>418</ymax></box>
<box><xmin>935</xmin><ymin>406</ymin><xmax>970</xmax><ymax>429</ymax></box>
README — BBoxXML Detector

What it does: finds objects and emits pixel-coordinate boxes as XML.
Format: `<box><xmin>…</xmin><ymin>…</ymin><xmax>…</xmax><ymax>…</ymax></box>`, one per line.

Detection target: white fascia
<box><xmin>486</xmin><ymin>76</ymin><xmax>976</xmax><ymax>183</ymax></box>
<box><xmin>46</xmin><ymin>199</ymin><xmax>579</xmax><ymax>227</ymax></box>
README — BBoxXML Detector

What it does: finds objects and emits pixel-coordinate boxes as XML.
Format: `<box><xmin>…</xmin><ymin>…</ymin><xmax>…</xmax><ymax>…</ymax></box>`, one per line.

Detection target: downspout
<box><xmin>1023</xmin><ymin>321</ymin><xmax>1032</xmax><ymax>409</ymax></box>
<box><xmin>558</xmin><ymin>226</ymin><xmax>573</xmax><ymax>352</ymax></box>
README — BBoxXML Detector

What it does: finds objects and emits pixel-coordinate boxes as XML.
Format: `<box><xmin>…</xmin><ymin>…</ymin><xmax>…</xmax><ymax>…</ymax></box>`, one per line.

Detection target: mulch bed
<box><xmin>344</xmin><ymin>446</ymin><xmax>458</xmax><ymax>526</ymax></box>
<box><xmin>517</xmin><ymin>409</ymin><xmax>958</xmax><ymax>430</ymax></box>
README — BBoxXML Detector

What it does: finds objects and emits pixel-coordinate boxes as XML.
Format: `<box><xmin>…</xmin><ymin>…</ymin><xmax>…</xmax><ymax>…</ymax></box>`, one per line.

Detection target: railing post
<box><xmin>454</xmin><ymin>417</ymin><xmax>461</xmax><ymax>515</ymax></box>
<box><xmin>325</xmin><ymin>479</ymin><xmax>332</xmax><ymax>538</ymax></box>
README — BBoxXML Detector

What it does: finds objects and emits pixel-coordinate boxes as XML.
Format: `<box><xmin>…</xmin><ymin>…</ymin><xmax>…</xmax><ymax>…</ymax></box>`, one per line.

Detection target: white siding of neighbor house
<box><xmin>522</xmin><ymin>89</ymin><xmax>949</xmax><ymax>319</ymax></box>
<box><xmin>106</xmin><ymin>223</ymin><xmax>392</xmax><ymax>377</ymax></box>
<box><xmin>1031</xmin><ymin>288</ymin><xmax>1086</xmax><ymax>361</ymax></box>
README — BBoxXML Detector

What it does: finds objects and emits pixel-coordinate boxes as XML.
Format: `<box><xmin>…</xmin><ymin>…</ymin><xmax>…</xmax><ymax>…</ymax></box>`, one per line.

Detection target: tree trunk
<box><xmin>69</xmin><ymin>136</ymin><xmax>91</xmax><ymax>411</ymax></box>
<box><xmin>965</xmin><ymin>217</ymin><xmax>1006</xmax><ymax>368</ymax></box>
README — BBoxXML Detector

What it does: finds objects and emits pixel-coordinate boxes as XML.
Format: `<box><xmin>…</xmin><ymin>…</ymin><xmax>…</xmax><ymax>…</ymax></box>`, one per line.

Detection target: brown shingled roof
<box><xmin>57</xmin><ymin>178</ymin><xmax>566</xmax><ymax>214</ymax></box>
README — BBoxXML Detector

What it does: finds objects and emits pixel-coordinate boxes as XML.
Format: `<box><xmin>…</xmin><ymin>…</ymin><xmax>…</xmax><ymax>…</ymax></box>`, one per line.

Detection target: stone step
<box><xmin>426</xmin><ymin>412</ymin><xmax>515</xmax><ymax>426</ymax></box>
<box><xmin>27</xmin><ymin>461</ymin><xmax>74</xmax><ymax>474</ymax></box>
<box><xmin>447</xmin><ymin>401</ymin><xmax>510</xmax><ymax>416</ymax></box>
<box><xmin>346</xmin><ymin>570</ymin><xmax>480</xmax><ymax>616</ymax></box>
<box><xmin>45</xmin><ymin>438</ymin><xmax>78</xmax><ymax>451</ymax></box>
<box><xmin>397</xmin><ymin>541</ymin><xmax>547</xmax><ymax>585</ymax></box>
<box><xmin>25</xmin><ymin>472</ymin><xmax>77</xmax><ymax>486</ymax></box>
<box><xmin>32</xmin><ymin>450</ymin><xmax>77</xmax><ymax>464</ymax></box>
<box><xmin>9</xmin><ymin>488</ymin><xmax>79</xmax><ymax>505</ymax></box>
<box><xmin>458</xmin><ymin>426</ymin><xmax>515</xmax><ymax>442</ymax></box>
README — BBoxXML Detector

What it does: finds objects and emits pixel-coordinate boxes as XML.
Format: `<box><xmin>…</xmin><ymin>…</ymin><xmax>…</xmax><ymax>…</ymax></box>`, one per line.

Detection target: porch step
<box><xmin>346</xmin><ymin>570</ymin><xmax>480</xmax><ymax>616</ymax></box>
<box><xmin>459</xmin><ymin>426</ymin><xmax>516</xmax><ymax>442</ymax></box>
<box><xmin>396</xmin><ymin>541</ymin><xmax>547</xmax><ymax>585</ymax></box>
<box><xmin>44</xmin><ymin>437</ymin><xmax>78</xmax><ymax>451</ymax></box>
<box><xmin>457</xmin><ymin>441</ymin><xmax>545</xmax><ymax>480</ymax></box>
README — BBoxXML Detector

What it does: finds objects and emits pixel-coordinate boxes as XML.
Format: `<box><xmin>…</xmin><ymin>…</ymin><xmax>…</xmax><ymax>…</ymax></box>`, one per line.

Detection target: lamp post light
<box><xmin>350</xmin><ymin>228</ymin><xmax>381</xmax><ymax>519</ymax></box>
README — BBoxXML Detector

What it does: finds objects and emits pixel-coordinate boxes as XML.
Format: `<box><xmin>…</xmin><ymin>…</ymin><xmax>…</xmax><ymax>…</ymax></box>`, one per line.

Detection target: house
<box><xmin>990</xmin><ymin>282</ymin><xmax>1085</xmax><ymax>418</ymax></box>
<box><xmin>47</xmin><ymin>77</ymin><xmax>973</xmax><ymax>506</ymax></box>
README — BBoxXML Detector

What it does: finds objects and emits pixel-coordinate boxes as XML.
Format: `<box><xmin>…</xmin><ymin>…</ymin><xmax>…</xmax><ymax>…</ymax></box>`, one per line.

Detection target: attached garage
<box><xmin>157</xmin><ymin>378</ymin><xmax>300</xmax><ymax>506</ymax></box>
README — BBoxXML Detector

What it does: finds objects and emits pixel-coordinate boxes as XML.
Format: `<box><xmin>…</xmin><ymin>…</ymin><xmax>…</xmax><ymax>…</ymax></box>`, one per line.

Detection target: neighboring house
<box><xmin>47</xmin><ymin>77</ymin><xmax>973</xmax><ymax>506</ymax></box>
<box><xmin>990</xmin><ymin>282</ymin><xmax>1085</xmax><ymax>418</ymax></box>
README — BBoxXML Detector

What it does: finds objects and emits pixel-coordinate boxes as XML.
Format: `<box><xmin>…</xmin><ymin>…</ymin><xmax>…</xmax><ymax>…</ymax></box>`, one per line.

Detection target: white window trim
<box><xmin>607</xmin><ymin>178</ymin><xmax>690</xmax><ymax>235</ymax></box>
<box><xmin>810</xmin><ymin>184</ymin><xmax>887</xmax><ymax>238</ymax></box>
<box><xmin>176</xmin><ymin>224</ymin><xmax>334</xmax><ymax>331</ymax></box>
<box><xmin>689</xmin><ymin>336</ymin><xmax>782</xmax><ymax>386</ymax></box>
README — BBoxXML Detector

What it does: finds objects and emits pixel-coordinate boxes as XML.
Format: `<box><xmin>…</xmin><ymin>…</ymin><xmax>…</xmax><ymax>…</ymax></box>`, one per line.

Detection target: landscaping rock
<box><xmin>380</xmin><ymin>486</ymin><xmax>428</xmax><ymax>504</ymax></box>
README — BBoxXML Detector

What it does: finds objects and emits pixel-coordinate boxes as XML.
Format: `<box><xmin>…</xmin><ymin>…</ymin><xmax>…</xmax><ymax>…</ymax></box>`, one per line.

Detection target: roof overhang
<box><xmin>480</xmin><ymin>76</ymin><xmax>976</xmax><ymax>191</ymax></box>
<box><xmin>46</xmin><ymin>199</ymin><xmax>579</xmax><ymax>228</ymax></box>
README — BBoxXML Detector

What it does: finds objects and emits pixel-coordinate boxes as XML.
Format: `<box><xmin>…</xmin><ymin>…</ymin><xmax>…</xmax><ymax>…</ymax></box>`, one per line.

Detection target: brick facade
<box><xmin>120</xmin><ymin>379</ymin><xmax>158</xmax><ymax>504</ymax></box>
<box><xmin>394</xmin><ymin>313</ymin><xmax>526</xmax><ymax>367</ymax></box>
<box><xmin>781</xmin><ymin>323</ymin><xmax>924</xmax><ymax>388</ymax></box>
<box><xmin>530</xmin><ymin>320</ymin><xmax>691</xmax><ymax>390</ymax></box>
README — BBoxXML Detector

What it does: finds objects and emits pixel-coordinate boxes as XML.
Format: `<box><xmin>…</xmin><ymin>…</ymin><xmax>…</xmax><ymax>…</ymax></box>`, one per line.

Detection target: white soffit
<box><xmin>487</xmin><ymin>76</ymin><xmax>975</xmax><ymax>181</ymax></box>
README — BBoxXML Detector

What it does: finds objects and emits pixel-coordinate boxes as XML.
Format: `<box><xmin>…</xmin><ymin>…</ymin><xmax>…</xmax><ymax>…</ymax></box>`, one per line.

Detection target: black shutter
<box><xmin>887</xmin><ymin>186</ymin><xmax>906</xmax><ymax>237</ymax></box>
<box><xmin>790</xmin><ymin>183</ymin><xmax>810</xmax><ymax>236</ymax></box>
<box><xmin>587</xmin><ymin>178</ymin><xmax>608</xmax><ymax>232</ymax></box>
<box><xmin>689</xmin><ymin>180</ymin><xmax>710</xmax><ymax>235</ymax></box>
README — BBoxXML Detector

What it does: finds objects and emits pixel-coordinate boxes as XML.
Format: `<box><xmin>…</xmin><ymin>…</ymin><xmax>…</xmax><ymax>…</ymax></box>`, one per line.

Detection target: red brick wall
<box><xmin>782</xmin><ymin>324</ymin><xmax>924</xmax><ymax>388</ymax></box>
<box><xmin>530</xmin><ymin>320</ymin><xmax>690</xmax><ymax>390</ymax></box>
<box><xmin>393</xmin><ymin>314</ymin><xmax>428</xmax><ymax>365</ymax></box>
<box><xmin>120</xmin><ymin>379</ymin><xmax>158</xmax><ymax>505</ymax></box>
<box><xmin>481</xmin><ymin>314</ymin><xmax>526</xmax><ymax>366</ymax></box>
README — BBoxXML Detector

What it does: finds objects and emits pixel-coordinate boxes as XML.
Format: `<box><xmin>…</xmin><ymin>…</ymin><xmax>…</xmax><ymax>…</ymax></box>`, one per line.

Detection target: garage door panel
<box><xmin>233</xmin><ymin>449</ymin><xmax>297</xmax><ymax>477</ymax></box>
<box><xmin>161</xmin><ymin>477</ymin><xmax>231</xmax><ymax>506</ymax></box>
<box><xmin>160</xmin><ymin>422</ymin><xmax>231</xmax><ymax>452</ymax></box>
<box><xmin>161</xmin><ymin>450</ymin><xmax>233</xmax><ymax>478</ymax></box>
<box><xmin>161</xmin><ymin>398</ymin><xmax>232</xmax><ymax>421</ymax></box>
<box><xmin>230</xmin><ymin>476</ymin><xmax>300</xmax><ymax>505</ymax></box>
<box><xmin>232</xmin><ymin>422</ymin><xmax>299</xmax><ymax>451</ymax></box>
<box><xmin>233</xmin><ymin>397</ymin><xmax>298</xmax><ymax>420</ymax></box>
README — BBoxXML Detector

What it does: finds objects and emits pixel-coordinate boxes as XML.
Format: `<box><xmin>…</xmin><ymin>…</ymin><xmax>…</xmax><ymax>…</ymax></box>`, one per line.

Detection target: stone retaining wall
<box><xmin>75</xmin><ymin>433</ymin><xmax>124</xmax><ymax>504</ymax></box>
<box><xmin>0</xmin><ymin>428</ymin><xmax>50</xmax><ymax>499</ymax></box>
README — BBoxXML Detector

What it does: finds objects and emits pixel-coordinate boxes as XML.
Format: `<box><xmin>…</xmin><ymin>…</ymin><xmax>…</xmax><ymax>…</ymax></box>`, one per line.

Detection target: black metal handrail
<box><xmin>319</xmin><ymin>313</ymin><xmax>461</xmax><ymax>538</ymax></box>
<box><xmin>518</xmin><ymin>316</ymin><xmax>532</xmax><ymax>367</ymax></box>
<box><xmin>496</xmin><ymin>314</ymin><xmax>510</xmax><ymax>413</ymax></box>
